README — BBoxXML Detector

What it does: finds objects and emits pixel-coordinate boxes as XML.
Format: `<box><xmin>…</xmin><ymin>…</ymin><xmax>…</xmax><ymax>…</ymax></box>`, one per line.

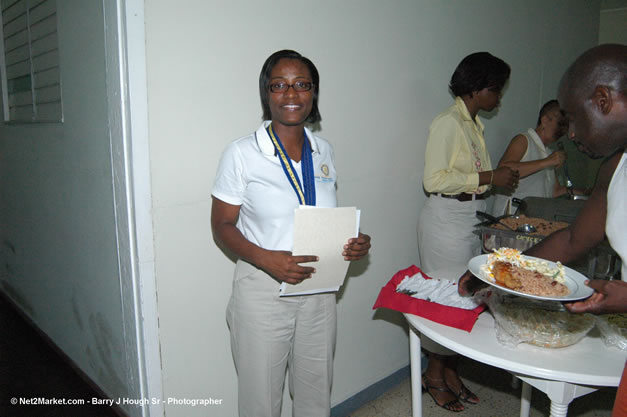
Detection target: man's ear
<box><xmin>592</xmin><ymin>85</ymin><xmax>613</xmax><ymax>115</ymax></box>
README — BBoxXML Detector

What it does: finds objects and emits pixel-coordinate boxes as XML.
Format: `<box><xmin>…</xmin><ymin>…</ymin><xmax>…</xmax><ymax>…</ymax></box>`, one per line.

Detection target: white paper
<box><xmin>279</xmin><ymin>206</ymin><xmax>359</xmax><ymax>296</ymax></box>
<box><xmin>396</xmin><ymin>273</ymin><xmax>481</xmax><ymax>310</ymax></box>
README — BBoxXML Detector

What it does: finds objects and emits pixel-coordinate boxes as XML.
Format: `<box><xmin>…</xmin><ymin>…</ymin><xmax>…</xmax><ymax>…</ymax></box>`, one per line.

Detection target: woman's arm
<box><xmin>211</xmin><ymin>197</ymin><xmax>318</xmax><ymax>284</ymax></box>
<box><xmin>478</xmin><ymin>167</ymin><xmax>518</xmax><ymax>189</ymax></box>
<box><xmin>423</xmin><ymin>116</ymin><xmax>518</xmax><ymax>192</ymax></box>
<box><xmin>422</xmin><ymin>119</ymin><xmax>472</xmax><ymax>193</ymax></box>
<box><xmin>498</xmin><ymin>134</ymin><xmax>565</xmax><ymax>178</ymax></box>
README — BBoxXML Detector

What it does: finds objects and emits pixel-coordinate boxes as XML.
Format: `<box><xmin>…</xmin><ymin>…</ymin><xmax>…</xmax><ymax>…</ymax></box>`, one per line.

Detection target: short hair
<box><xmin>449</xmin><ymin>52</ymin><xmax>511</xmax><ymax>97</ymax></box>
<box><xmin>259</xmin><ymin>50</ymin><xmax>321</xmax><ymax>124</ymax></box>
<box><xmin>561</xmin><ymin>44</ymin><xmax>627</xmax><ymax>102</ymax></box>
<box><xmin>536</xmin><ymin>99</ymin><xmax>560</xmax><ymax>126</ymax></box>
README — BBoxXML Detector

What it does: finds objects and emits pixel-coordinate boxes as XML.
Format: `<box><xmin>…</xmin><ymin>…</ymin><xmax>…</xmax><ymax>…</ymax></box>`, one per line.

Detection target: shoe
<box><xmin>453</xmin><ymin>383</ymin><xmax>480</xmax><ymax>405</ymax></box>
<box><xmin>422</xmin><ymin>375</ymin><xmax>464</xmax><ymax>412</ymax></box>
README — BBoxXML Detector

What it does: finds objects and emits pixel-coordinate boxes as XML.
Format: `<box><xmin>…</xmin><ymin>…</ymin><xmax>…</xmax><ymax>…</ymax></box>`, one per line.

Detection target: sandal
<box><xmin>422</xmin><ymin>375</ymin><xmax>464</xmax><ymax>412</ymax></box>
<box><xmin>452</xmin><ymin>383</ymin><xmax>480</xmax><ymax>405</ymax></box>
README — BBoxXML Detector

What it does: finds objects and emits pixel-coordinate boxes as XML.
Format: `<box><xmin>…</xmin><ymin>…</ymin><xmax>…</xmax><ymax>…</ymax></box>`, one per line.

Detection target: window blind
<box><xmin>0</xmin><ymin>0</ymin><xmax>62</xmax><ymax>122</ymax></box>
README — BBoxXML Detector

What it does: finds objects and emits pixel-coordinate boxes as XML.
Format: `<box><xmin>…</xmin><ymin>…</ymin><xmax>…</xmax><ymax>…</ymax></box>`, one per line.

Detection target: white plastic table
<box><xmin>404</xmin><ymin>265</ymin><xmax>626</xmax><ymax>417</ymax></box>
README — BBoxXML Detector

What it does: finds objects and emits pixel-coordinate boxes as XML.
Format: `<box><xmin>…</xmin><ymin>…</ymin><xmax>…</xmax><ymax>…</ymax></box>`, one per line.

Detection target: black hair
<box><xmin>536</xmin><ymin>99</ymin><xmax>560</xmax><ymax>126</ymax></box>
<box><xmin>259</xmin><ymin>49</ymin><xmax>321</xmax><ymax>124</ymax></box>
<box><xmin>449</xmin><ymin>52</ymin><xmax>511</xmax><ymax>97</ymax></box>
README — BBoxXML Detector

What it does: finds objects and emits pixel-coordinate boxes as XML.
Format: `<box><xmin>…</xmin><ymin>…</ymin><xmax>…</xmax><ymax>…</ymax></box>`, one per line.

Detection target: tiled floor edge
<box><xmin>330</xmin><ymin>365</ymin><xmax>412</xmax><ymax>417</ymax></box>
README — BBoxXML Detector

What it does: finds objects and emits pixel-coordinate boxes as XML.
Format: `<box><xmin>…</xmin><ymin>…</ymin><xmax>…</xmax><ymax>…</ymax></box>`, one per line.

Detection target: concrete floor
<box><xmin>349</xmin><ymin>358</ymin><xmax>616</xmax><ymax>417</ymax></box>
<box><xmin>0</xmin><ymin>294</ymin><xmax>121</xmax><ymax>417</ymax></box>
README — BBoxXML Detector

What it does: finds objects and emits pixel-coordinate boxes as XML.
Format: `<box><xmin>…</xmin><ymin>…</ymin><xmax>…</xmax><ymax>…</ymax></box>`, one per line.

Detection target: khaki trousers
<box><xmin>226</xmin><ymin>260</ymin><xmax>337</xmax><ymax>417</ymax></box>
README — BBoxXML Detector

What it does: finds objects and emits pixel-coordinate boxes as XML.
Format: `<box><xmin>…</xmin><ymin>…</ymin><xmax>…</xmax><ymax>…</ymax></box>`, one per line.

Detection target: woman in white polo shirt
<box><xmin>211</xmin><ymin>50</ymin><xmax>371</xmax><ymax>417</ymax></box>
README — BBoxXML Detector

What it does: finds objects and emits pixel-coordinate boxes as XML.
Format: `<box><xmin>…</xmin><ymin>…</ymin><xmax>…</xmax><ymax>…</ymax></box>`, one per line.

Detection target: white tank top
<box><xmin>492</xmin><ymin>129</ymin><xmax>554</xmax><ymax>215</ymax></box>
<box><xmin>516</xmin><ymin>129</ymin><xmax>554</xmax><ymax>199</ymax></box>
<box><xmin>606</xmin><ymin>151</ymin><xmax>627</xmax><ymax>281</ymax></box>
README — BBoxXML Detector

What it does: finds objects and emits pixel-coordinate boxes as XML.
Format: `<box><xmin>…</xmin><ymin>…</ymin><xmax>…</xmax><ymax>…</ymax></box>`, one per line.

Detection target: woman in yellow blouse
<box><xmin>417</xmin><ymin>52</ymin><xmax>518</xmax><ymax>412</ymax></box>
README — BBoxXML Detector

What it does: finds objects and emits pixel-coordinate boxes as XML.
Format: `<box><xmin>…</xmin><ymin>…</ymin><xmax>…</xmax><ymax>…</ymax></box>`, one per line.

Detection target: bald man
<box><xmin>459</xmin><ymin>43</ymin><xmax>627</xmax><ymax>416</ymax></box>
<box><xmin>551</xmin><ymin>44</ymin><xmax>627</xmax><ymax>417</ymax></box>
<box><xmin>543</xmin><ymin>44</ymin><xmax>627</xmax><ymax>314</ymax></box>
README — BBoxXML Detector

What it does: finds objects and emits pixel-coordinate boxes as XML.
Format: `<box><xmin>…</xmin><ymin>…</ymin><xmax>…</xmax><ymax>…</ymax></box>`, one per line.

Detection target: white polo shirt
<box><xmin>212</xmin><ymin>121</ymin><xmax>338</xmax><ymax>251</ymax></box>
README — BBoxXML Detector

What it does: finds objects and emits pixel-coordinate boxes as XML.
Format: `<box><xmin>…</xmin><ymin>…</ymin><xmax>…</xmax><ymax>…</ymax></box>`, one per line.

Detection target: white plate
<box><xmin>467</xmin><ymin>254</ymin><xmax>594</xmax><ymax>301</ymax></box>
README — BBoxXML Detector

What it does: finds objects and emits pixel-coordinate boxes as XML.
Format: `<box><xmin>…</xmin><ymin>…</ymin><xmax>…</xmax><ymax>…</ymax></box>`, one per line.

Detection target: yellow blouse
<box><xmin>423</xmin><ymin>97</ymin><xmax>492</xmax><ymax>195</ymax></box>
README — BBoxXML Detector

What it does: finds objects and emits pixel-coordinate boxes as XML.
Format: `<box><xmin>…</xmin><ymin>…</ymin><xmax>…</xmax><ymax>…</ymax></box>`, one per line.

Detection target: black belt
<box><xmin>438</xmin><ymin>193</ymin><xmax>485</xmax><ymax>202</ymax></box>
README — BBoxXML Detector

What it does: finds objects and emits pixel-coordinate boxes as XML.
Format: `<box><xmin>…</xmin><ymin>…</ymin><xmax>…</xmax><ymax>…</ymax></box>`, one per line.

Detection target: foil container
<box><xmin>480</xmin><ymin>225</ymin><xmax>543</xmax><ymax>254</ymax></box>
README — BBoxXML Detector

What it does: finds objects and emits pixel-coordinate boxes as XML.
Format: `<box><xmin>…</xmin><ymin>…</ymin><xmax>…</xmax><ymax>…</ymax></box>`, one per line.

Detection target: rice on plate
<box><xmin>480</xmin><ymin>248</ymin><xmax>569</xmax><ymax>297</ymax></box>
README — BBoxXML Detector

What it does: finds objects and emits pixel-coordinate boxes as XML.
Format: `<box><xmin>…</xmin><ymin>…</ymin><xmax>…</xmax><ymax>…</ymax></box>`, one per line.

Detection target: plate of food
<box><xmin>468</xmin><ymin>247</ymin><xmax>594</xmax><ymax>301</ymax></box>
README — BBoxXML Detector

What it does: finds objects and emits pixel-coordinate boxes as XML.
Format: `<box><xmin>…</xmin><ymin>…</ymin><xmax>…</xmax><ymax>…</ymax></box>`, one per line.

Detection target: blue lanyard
<box><xmin>267</xmin><ymin>124</ymin><xmax>316</xmax><ymax>206</ymax></box>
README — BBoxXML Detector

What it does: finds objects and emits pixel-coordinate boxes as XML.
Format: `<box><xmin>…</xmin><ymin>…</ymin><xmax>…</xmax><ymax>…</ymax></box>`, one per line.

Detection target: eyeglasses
<box><xmin>268</xmin><ymin>81</ymin><xmax>314</xmax><ymax>93</ymax></box>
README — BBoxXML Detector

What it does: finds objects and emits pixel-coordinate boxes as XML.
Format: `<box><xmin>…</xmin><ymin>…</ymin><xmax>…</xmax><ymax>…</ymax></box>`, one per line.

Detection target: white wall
<box><xmin>144</xmin><ymin>1</ymin><xmax>600</xmax><ymax>416</ymax></box>
<box><xmin>600</xmin><ymin>0</ymin><xmax>627</xmax><ymax>44</ymax></box>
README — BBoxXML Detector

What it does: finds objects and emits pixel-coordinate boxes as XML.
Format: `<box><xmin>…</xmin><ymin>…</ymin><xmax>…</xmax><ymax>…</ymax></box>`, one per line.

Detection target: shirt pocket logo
<box><xmin>316</xmin><ymin>164</ymin><xmax>334</xmax><ymax>183</ymax></box>
<box><xmin>321</xmin><ymin>164</ymin><xmax>329</xmax><ymax>176</ymax></box>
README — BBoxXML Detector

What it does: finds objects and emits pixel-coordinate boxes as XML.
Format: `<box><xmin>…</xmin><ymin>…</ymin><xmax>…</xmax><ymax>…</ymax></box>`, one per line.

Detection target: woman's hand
<box><xmin>260</xmin><ymin>250</ymin><xmax>319</xmax><ymax>285</ymax></box>
<box><xmin>212</xmin><ymin>197</ymin><xmax>317</xmax><ymax>285</ymax></box>
<box><xmin>457</xmin><ymin>270</ymin><xmax>487</xmax><ymax>296</ymax></box>
<box><xmin>564</xmin><ymin>279</ymin><xmax>627</xmax><ymax>315</ymax></box>
<box><xmin>343</xmin><ymin>233</ymin><xmax>371</xmax><ymax>261</ymax></box>
<box><xmin>491</xmin><ymin>166</ymin><xmax>519</xmax><ymax>190</ymax></box>
<box><xmin>546</xmin><ymin>150</ymin><xmax>566</xmax><ymax>168</ymax></box>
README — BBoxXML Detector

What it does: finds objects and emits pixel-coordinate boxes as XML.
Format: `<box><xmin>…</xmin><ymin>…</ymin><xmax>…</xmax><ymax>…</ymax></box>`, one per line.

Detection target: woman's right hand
<box><xmin>491</xmin><ymin>166</ymin><xmax>519</xmax><ymax>190</ymax></box>
<box><xmin>458</xmin><ymin>270</ymin><xmax>487</xmax><ymax>296</ymax></box>
<box><xmin>211</xmin><ymin>197</ymin><xmax>318</xmax><ymax>285</ymax></box>
<box><xmin>546</xmin><ymin>150</ymin><xmax>566</xmax><ymax>168</ymax></box>
<box><xmin>260</xmin><ymin>250</ymin><xmax>319</xmax><ymax>285</ymax></box>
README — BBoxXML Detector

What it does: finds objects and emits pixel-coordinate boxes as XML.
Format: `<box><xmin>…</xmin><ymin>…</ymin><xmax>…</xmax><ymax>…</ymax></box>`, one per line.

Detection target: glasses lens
<box><xmin>293</xmin><ymin>81</ymin><xmax>313</xmax><ymax>92</ymax></box>
<box><xmin>269</xmin><ymin>82</ymin><xmax>287</xmax><ymax>93</ymax></box>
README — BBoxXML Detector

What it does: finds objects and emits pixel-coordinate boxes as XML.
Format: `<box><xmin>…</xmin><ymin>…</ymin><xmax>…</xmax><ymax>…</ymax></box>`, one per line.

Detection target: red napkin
<box><xmin>372</xmin><ymin>265</ymin><xmax>486</xmax><ymax>332</ymax></box>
